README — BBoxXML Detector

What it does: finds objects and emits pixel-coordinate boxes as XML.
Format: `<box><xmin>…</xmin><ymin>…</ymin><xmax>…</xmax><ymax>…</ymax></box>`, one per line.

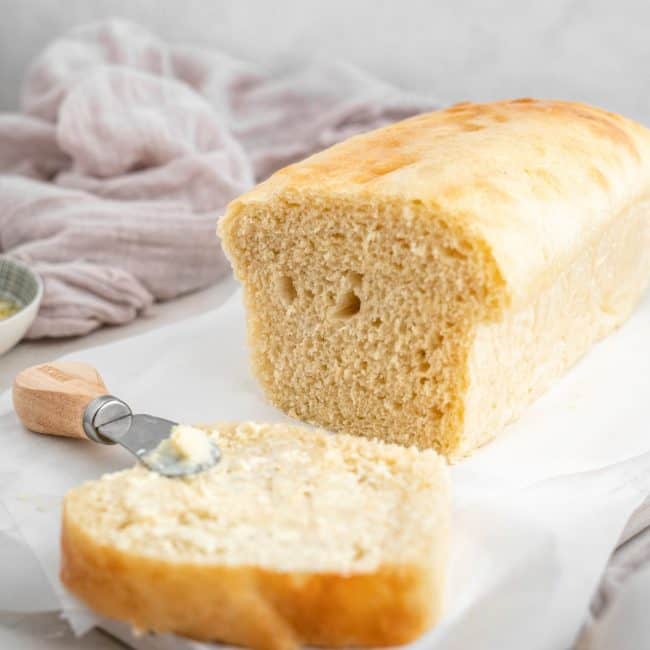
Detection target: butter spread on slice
<box><xmin>168</xmin><ymin>425</ymin><xmax>214</xmax><ymax>463</ymax></box>
<box><xmin>145</xmin><ymin>425</ymin><xmax>214</xmax><ymax>469</ymax></box>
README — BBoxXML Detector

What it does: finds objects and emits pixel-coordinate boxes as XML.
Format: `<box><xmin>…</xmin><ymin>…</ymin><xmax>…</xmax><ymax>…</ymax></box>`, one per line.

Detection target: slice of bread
<box><xmin>61</xmin><ymin>422</ymin><xmax>449</xmax><ymax>650</ymax></box>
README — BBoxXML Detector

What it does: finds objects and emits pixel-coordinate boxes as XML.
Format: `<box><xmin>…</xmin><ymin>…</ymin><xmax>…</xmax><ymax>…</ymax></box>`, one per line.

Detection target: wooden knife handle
<box><xmin>13</xmin><ymin>361</ymin><xmax>109</xmax><ymax>439</ymax></box>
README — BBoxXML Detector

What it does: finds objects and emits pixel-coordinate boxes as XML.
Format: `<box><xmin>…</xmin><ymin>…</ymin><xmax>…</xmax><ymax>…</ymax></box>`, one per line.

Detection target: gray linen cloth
<box><xmin>0</xmin><ymin>19</ymin><xmax>434</xmax><ymax>338</ymax></box>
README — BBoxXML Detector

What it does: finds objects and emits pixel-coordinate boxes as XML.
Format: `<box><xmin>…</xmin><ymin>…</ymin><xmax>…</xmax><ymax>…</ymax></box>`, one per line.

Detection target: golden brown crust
<box><xmin>239</xmin><ymin>99</ymin><xmax>648</xmax><ymax>196</ymax></box>
<box><xmin>225</xmin><ymin>98</ymin><xmax>650</xmax><ymax>304</ymax></box>
<box><xmin>61</xmin><ymin>507</ymin><xmax>446</xmax><ymax>650</ymax></box>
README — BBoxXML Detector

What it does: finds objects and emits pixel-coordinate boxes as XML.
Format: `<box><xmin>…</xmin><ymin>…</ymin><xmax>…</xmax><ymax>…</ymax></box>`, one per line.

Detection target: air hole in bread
<box><xmin>278</xmin><ymin>276</ymin><xmax>297</xmax><ymax>305</ymax></box>
<box><xmin>332</xmin><ymin>290</ymin><xmax>361</xmax><ymax>319</ymax></box>
<box><xmin>347</xmin><ymin>271</ymin><xmax>364</xmax><ymax>288</ymax></box>
<box><xmin>442</xmin><ymin>246</ymin><xmax>467</xmax><ymax>261</ymax></box>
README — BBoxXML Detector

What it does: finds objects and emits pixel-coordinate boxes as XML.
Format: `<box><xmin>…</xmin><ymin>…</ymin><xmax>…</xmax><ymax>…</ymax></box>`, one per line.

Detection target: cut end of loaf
<box><xmin>220</xmin><ymin>195</ymin><xmax>504</xmax><ymax>456</ymax></box>
<box><xmin>61</xmin><ymin>421</ymin><xmax>449</xmax><ymax>649</ymax></box>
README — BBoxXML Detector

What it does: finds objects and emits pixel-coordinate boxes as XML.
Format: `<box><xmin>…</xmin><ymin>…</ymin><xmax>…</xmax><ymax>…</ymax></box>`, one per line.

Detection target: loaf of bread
<box><xmin>61</xmin><ymin>422</ymin><xmax>449</xmax><ymax>650</ymax></box>
<box><xmin>219</xmin><ymin>99</ymin><xmax>650</xmax><ymax>458</ymax></box>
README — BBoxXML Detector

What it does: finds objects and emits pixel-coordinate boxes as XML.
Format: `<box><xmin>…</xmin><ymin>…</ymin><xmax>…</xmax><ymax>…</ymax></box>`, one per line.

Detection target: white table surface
<box><xmin>0</xmin><ymin>277</ymin><xmax>648</xmax><ymax>649</ymax></box>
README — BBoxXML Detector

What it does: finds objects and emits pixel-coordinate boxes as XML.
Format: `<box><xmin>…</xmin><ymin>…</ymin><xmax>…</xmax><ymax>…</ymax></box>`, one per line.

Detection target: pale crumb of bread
<box><xmin>220</xmin><ymin>193</ymin><xmax>501</xmax><ymax>458</ymax></box>
<box><xmin>61</xmin><ymin>422</ymin><xmax>450</xmax><ymax>649</ymax></box>
<box><xmin>70</xmin><ymin>421</ymin><xmax>446</xmax><ymax>573</ymax></box>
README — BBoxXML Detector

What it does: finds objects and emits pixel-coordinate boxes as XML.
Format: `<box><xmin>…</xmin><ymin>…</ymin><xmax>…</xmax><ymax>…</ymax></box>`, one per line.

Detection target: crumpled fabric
<box><xmin>575</xmin><ymin>520</ymin><xmax>650</xmax><ymax>649</ymax></box>
<box><xmin>1</xmin><ymin>19</ymin><xmax>434</xmax><ymax>338</ymax></box>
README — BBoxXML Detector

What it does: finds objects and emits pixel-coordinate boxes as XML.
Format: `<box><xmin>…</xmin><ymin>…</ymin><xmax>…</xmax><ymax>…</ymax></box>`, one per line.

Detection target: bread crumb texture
<box><xmin>62</xmin><ymin>422</ymin><xmax>449</xmax><ymax>649</ymax></box>
<box><xmin>219</xmin><ymin>99</ymin><xmax>650</xmax><ymax>458</ymax></box>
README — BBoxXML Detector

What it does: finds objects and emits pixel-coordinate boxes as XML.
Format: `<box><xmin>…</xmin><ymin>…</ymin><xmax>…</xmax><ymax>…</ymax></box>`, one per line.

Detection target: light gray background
<box><xmin>0</xmin><ymin>0</ymin><xmax>649</xmax><ymax>123</ymax></box>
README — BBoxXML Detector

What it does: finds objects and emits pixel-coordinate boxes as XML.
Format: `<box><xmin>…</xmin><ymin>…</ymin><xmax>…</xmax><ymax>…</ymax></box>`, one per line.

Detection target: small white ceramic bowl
<box><xmin>0</xmin><ymin>258</ymin><xmax>43</xmax><ymax>356</ymax></box>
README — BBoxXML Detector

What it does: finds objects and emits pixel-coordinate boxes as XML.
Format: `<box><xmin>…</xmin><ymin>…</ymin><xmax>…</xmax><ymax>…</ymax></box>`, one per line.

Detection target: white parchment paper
<box><xmin>1</xmin><ymin>288</ymin><xmax>649</xmax><ymax>650</ymax></box>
